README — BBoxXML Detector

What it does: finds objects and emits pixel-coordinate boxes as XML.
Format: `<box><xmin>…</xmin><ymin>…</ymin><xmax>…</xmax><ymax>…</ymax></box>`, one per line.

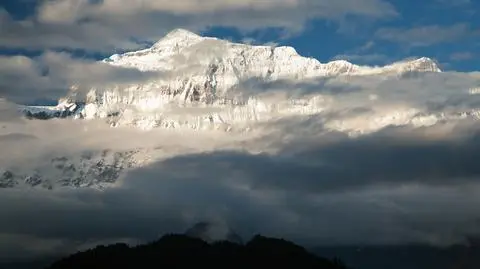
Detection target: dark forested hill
<box><xmin>45</xmin><ymin>234</ymin><xmax>348</xmax><ymax>269</ymax></box>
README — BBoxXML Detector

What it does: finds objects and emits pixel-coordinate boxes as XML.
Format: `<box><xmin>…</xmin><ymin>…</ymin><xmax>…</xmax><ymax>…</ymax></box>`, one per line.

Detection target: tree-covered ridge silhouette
<box><xmin>46</xmin><ymin>234</ymin><xmax>349</xmax><ymax>269</ymax></box>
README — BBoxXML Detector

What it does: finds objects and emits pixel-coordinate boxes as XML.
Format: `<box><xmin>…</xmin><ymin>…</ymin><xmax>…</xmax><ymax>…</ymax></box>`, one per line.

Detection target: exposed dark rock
<box><xmin>24</xmin><ymin>174</ymin><xmax>43</xmax><ymax>187</ymax></box>
<box><xmin>0</xmin><ymin>170</ymin><xmax>17</xmax><ymax>188</ymax></box>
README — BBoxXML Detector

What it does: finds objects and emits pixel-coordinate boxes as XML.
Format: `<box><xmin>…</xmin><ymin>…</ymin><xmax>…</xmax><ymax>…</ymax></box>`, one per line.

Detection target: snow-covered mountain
<box><xmin>21</xmin><ymin>29</ymin><xmax>449</xmax><ymax>133</ymax></box>
<box><xmin>104</xmin><ymin>29</ymin><xmax>440</xmax><ymax>76</ymax></box>
<box><xmin>9</xmin><ymin>29</ymin><xmax>480</xmax><ymax>191</ymax></box>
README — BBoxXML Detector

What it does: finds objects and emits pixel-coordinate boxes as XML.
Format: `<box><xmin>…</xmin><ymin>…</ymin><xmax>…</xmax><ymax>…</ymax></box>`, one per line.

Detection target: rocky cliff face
<box><xmin>0</xmin><ymin>149</ymin><xmax>147</xmax><ymax>190</ymax></box>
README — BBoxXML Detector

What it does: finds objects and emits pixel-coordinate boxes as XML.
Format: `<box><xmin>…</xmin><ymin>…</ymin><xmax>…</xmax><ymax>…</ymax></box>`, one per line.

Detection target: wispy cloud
<box><xmin>332</xmin><ymin>53</ymin><xmax>389</xmax><ymax>64</ymax></box>
<box><xmin>450</xmin><ymin>52</ymin><xmax>476</xmax><ymax>61</ymax></box>
<box><xmin>375</xmin><ymin>23</ymin><xmax>475</xmax><ymax>47</ymax></box>
<box><xmin>434</xmin><ymin>0</ymin><xmax>471</xmax><ymax>6</ymax></box>
<box><xmin>332</xmin><ymin>41</ymin><xmax>391</xmax><ymax>65</ymax></box>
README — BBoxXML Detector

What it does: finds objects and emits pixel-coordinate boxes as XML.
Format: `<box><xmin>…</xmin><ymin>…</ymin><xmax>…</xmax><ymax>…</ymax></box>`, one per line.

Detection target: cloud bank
<box><xmin>0</xmin><ymin>52</ymin><xmax>161</xmax><ymax>103</ymax></box>
<box><xmin>0</xmin><ymin>0</ymin><xmax>397</xmax><ymax>52</ymax></box>
<box><xmin>1</xmin><ymin>68</ymin><xmax>480</xmax><ymax>262</ymax></box>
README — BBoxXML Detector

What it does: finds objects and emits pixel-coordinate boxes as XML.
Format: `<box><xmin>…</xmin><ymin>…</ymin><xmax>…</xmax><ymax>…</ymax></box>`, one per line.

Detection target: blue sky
<box><xmin>0</xmin><ymin>0</ymin><xmax>478</xmax><ymax>71</ymax></box>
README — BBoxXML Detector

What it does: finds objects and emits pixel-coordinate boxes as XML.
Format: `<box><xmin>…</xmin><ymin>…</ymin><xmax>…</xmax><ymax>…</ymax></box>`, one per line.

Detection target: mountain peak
<box><xmin>151</xmin><ymin>28</ymin><xmax>204</xmax><ymax>49</ymax></box>
<box><xmin>165</xmin><ymin>28</ymin><xmax>201</xmax><ymax>39</ymax></box>
<box><xmin>159</xmin><ymin>28</ymin><xmax>203</xmax><ymax>43</ymax></box>
<box><xmin>404</xmin><ymin>57</ymin><xmax>442</xmax><ymax>72</ymax></box>
<box><xmin>385</xmin><ymin>57</ymin><xmax>441</xmax><ymax>73</ymax></box>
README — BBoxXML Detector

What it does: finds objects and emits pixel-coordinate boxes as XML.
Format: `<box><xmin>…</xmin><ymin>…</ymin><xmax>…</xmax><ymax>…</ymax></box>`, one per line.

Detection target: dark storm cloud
<box><xmin>3</xmin><ymin>122</ymin><xmax>480</xmax><ymax>262</ymax></box>
<box><xmin>120</xmin><ymin>126</ymin><xmax>480</xmax><ymax>194</ymax></box>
